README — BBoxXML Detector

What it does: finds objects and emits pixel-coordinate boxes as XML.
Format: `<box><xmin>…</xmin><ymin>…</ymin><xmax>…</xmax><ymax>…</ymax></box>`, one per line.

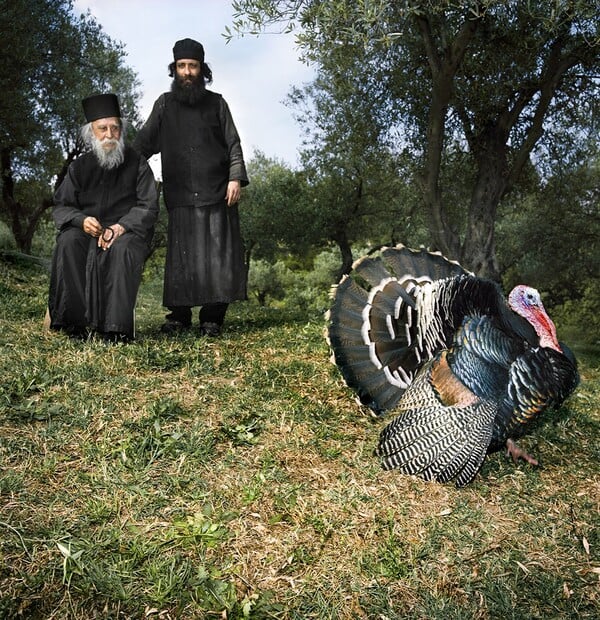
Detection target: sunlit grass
<box><xmin>1</xmin><ymin>258</ymin><xmax>598</xmax><ymax>619</ymax></box>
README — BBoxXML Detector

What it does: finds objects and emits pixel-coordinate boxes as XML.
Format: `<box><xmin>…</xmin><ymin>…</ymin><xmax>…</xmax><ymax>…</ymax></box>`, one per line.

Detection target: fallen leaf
<box><xmin>582</xmin><ymin>537</ymin><xmax>590</xmax><ymax>555</ymax></box>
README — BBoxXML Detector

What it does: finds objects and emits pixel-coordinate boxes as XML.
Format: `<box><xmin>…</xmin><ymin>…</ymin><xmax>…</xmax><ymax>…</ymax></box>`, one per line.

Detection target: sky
<box><xmin>72</xmin><ymin>0</ymin><xmax>314</xmax><ymax>171</ymax></box>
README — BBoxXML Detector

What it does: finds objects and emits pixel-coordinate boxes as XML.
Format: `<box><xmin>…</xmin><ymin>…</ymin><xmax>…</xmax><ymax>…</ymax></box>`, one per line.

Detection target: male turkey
<box><xmin>328</xmin><ymin>245</ymin><xmax>579</xmax><ymax>487</ymax></box>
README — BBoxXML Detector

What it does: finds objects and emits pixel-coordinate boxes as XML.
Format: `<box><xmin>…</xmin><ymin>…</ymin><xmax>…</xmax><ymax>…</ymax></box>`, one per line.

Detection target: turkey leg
<box><xmin>506</xmin><ymin>439</ymin><xmax>539</xmax><ymax>466</ymax></box>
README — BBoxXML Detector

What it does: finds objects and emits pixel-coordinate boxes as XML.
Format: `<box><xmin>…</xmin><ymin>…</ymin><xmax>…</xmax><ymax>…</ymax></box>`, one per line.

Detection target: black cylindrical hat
<box><xmin>173</xmin><ymin>38</ymin><xmax>205</xmax><ymax>62</ymax></box>
<box><xmin>82</xmin><ymin>94</ymin><xmax>121</xmax><ymax>122</ymax></box>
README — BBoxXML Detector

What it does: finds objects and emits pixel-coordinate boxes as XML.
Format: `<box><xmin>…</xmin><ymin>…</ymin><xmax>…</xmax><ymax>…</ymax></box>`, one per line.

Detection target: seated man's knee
<box><xmin>57</xmin><ymin>227</ymin><xmax>88</xmax><ymax>245</ymax></box>
<box><xmin>110</xmin><ymin>234</ymin><xmax>144</xmax><ymax>262</ymax></box>
<box><xmin>55</xmin><ymin>227</ymin><xmax>89</xmax><ymax>256</ymax></box>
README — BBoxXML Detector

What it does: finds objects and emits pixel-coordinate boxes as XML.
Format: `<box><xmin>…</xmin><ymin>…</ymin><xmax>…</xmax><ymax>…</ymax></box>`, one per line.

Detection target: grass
<box><xmin>1</xmin><ymin>256</ymin><xmax>599</xmax><ymax>619</ymax></box>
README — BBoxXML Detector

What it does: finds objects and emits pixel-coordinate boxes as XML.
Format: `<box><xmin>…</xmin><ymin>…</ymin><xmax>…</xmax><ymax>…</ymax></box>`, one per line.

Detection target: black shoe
<box><xmin>199</xmin><ymin>322</ymin><xmax>222</xmax><ymax>337</ymax></box>
<box><xmin>58</xmin><ymin>325</ymin><xmax>89</xmax><ymax>340</ymax></box>
<box><xmin>160</xmin><ymin>319</ymin><xmax>191</xmax><ymax>335</ymax></box>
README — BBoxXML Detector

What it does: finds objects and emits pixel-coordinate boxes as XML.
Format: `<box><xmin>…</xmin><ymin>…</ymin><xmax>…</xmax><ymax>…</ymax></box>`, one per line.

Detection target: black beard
<box><xmin>171</xmin><ymin>75</ymin><xmax>207</xmax><ymax>106</ymax></box>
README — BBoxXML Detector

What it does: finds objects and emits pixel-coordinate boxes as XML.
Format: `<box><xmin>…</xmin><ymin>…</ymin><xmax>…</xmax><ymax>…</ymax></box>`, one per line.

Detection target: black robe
<box><xmin>133</xmin><ymin>90</ymin><xmax>248</xmax><ymax>308</ymax></box>
<box><xmin>49</xmin><ymin>146</ymin><xmax>159</xmax><ymax>338</ymax></box>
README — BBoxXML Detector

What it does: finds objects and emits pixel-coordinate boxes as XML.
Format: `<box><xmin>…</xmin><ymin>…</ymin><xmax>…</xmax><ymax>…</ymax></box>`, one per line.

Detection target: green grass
<box><xmin>1</xmin><ymin>257</ymin><xmax>599</xmax><ymax>619</ymax></box>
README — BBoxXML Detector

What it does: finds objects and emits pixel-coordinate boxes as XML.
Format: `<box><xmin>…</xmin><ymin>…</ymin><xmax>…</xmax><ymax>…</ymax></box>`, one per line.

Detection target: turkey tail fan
<box><xmin>380</xmin><ymin>245</ymin><xmax>471</xmax><ymax>282</ymax></box>
<box><xmin>328</xmin><ymin>244</ymin><xmax>471</xmax><ymax>415</ymax></box>
<box><xmin>376</xmin><ymin>399</ymin><xmax>496</xmax><ymax>488</ymax></box>
<box><xmin>328</xmin><ymin>274</ymin><xmax>413</xmax><ymax>414</ymax></box>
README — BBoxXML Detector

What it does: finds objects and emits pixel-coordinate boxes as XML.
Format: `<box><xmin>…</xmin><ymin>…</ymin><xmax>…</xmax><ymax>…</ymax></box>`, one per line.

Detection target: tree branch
<box><xmin>505</xmin><ymin>34</ymin><xmax>584</xmax><ymax>190</ymax></box>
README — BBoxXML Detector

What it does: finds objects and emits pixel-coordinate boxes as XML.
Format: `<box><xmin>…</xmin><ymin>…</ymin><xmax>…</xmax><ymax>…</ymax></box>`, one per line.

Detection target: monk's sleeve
<box><xmin>52</xmin><ymin>164</ymin><xmax>86</xmax><ymax>231</ymax></box>
<box><xmin>133</xmin><ymin>94</ymin><xmax>165</xmax><ymax>159</ymax></box>
<box><xmin>118</xmin><ymin>157</ymin><xmax>159</xmax><ymax>238</ymax></box>
<box><xmin>220</xmin><ymin>98</ymin><xmax>249</xmax><ymax>187</ymax></box>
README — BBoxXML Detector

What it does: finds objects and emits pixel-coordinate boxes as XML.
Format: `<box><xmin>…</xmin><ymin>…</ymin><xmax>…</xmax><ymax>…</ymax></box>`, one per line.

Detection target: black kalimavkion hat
<box><xmin>82</xmin><ymin>93</ymin><xmax>121</xmax><ymax>122</ymax></box>
<box><xmin>173</xmin><ymin>38</ymin><xmax>205</xmax><ymax>62</ymax></box>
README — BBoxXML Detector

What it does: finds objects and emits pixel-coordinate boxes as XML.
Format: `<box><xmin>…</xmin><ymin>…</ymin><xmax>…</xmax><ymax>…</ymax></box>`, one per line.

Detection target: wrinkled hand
<box><xmin>83</xmin><ymin>216</ymin><xmax>103</xmax><ymax>238</ymax></box>
<box><xmin>226</xmin><ymin>180</ymin><xmax>241</xmax><ymax>206</ymax></box>
<box><xmin>98</xmin><ymin>223</ymin><xmax>125</xmax><ymax>250</ymax></box>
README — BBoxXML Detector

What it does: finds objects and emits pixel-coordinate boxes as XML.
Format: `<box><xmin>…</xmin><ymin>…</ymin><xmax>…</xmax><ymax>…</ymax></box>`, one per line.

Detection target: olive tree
<box><xmin>229</xmin><ymin>0</ymin><xmax>599</xmax><ymax>278</ymax></box>
<box><xmin>0</xmin><ymin>0</ymin><xmax>141</xmax><ymax>253</ymax></box>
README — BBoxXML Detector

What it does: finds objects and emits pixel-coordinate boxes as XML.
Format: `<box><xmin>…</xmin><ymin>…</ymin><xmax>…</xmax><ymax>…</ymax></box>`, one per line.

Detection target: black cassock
<box><xmin>163</xmin><ymin>202</ymin><xmax>246</xmax><ymax>307</ymax></box>
<box><xmin>49</xmin><ymin>147</ymin><xmax>158</xmax><ymax>338</ymax></box>
<box><xmin>133</xmin><ymin>91</ymin><xmax>249</xmax><ymax>309</ymax></box>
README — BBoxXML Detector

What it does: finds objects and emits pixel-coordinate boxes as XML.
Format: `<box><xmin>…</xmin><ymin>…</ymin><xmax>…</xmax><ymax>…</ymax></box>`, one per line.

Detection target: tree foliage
<box><xmin>499</xmin><ymin>152</ymin><xmax>600</xmax><ymax>304</ymax></box>
<box><xmin>240</xmin><ymin>150</ymin><xmax>314</xmax><ymax>263</ymax></box>
<box><xmin>497</xmin><ymin>153</ymin><xmax>600</xmax><ymax>342</ymax></box>
<box><xmin>0</xmin><ymin>0</ymin><xmax>142</xmax><ymax>252</ymax></box>
<box><xmin>286</xmin><ymin>42</ymin><xmax>425</xmax><ymax>275</ymax></box>
<box><xmin>231</xmin><ymin>0</ymin><xmax>600</xmax><ymax>278</ymax></box>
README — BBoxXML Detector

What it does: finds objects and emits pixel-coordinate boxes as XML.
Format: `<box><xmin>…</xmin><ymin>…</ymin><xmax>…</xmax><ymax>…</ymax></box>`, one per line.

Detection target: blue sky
<box><xmin>73</xmin><ymin>0</ymin><xmax>314</xmax><ymax>170</ymax></box>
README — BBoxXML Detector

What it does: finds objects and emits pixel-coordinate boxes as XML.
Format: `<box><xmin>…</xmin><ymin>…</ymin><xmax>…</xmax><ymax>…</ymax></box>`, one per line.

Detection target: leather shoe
<box><xmin>199</xmin><ymin>322</ymin><xmax>222</xmax><ymax>337</ymax></box>
<box><xmin>160</xmin><ymin>319</ymin><xmax>191</xmax><ymax>335</ymax></box>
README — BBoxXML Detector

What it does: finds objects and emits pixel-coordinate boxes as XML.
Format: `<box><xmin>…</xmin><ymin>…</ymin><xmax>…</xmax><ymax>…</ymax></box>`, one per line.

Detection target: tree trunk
<box><xmin>1</xmin><ymin>146</ymin><xmax>77</xmax><ymax>253</ymax></box>
<box><xmin>332</xmin><ymin>228</ymin><xmax>354</xmax><ymax>278</ymax></box>
<box><xmin>415</xmin><ymin>11</ymin><xmax>480</xmax><ymax>262</ymax></box>
<box><xmin>20</xmin><ymin>197</ymin><xmax>53</xmax><ymax>254</ymax></box>
<box><xmin>1</xmin><ymin>147</ymin><xmax>24</xmax><ymax>248</ymax></box>
<box><xmin>461</xmin><ymin>125</ymin><xmax>510</xmax><ymax>280</ymax></box>
<box><xmin>0</xmin><ymin>146</ymin><xmax>43</xmax><ymax>253</ymax></box>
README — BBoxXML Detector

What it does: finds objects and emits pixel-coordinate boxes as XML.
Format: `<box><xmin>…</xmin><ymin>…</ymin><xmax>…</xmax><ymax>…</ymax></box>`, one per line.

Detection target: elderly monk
<box><xmin>48</xmin><ymin>93</ymin><xmax>159</xmax><ymax>342</ymax></box>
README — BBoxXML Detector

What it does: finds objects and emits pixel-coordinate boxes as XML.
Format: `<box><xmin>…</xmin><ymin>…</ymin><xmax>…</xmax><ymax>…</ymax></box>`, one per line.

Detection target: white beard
<box><xmin>91</xmin><ymin>135</ymin><xmax>126</xmax><ymax>169</ymax></box>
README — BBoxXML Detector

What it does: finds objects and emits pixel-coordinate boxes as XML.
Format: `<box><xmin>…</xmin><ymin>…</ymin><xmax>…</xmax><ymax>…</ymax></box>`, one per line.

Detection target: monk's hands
<box><xmin>98</xmin><ymin>224</ymin><xmax>125</xmax><ymax>250</ymax></box>
<box><xmin>226</xmin><ymin>180</ymin><xmax>241</xmax><ymax>206</ymax></box>
<box><xmin>82</xmin><ymin>217</ymin><xmax>124</xmax><ymax>250</ymax></box>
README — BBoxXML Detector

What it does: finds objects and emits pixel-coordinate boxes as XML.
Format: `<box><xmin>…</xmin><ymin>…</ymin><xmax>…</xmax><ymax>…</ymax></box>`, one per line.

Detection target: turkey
<box><xmin>327</xmin><ymin>245</ymin><xmax>579</xmax><ymax>487</ymax></box>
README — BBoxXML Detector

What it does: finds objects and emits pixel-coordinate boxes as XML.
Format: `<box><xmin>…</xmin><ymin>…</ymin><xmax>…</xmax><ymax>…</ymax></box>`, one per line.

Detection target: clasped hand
<box><xmin>83</xmin><ymin>216</ymin><xmax>125</xmax><ymax>250</ymax></box>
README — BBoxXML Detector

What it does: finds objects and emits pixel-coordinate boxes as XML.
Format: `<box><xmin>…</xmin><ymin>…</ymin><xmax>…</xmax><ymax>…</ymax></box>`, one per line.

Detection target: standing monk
<box><xmin>134</xmin><ymin>38</ymin><xmax>249</xmax><ymax>337</ymax></box>
<box><xmin>49</xmin><ymin>93</ymin><xmax>159</xmax><ymax>342</ymax></box>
